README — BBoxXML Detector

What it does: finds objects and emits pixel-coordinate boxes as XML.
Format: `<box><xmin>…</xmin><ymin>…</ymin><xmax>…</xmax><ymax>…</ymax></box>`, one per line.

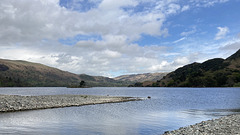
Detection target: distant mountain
<box><xmin>114</xmin><ymin>72</ymin><xmax>168</xmax><ymax>82</ymax></box>
<box><xmin>0</xmin><ymin>59</ymin><xmax>128</xmax><ymax>87</ymax></box>
<box><xmin>154</xmin><ymin>49</ymin><xmax>240</xmax><ymax>87</ymax></box>
<box><xmin>78</xmin><ymin>74</ymin><xmax>130</xmax><ymax>87</ymax></box>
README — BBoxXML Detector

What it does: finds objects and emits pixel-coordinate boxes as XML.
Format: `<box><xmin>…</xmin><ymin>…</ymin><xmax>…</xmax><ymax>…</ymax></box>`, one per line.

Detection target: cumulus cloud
<box><xmin>174</xmin><ymin>57</ymin><xmax>190</xmax><ymax>65</ymax></box>
<box><xmin>0</xmin><ymin>0</ymin><xmax>184</xmax><ymax>76</ymax></box>
<box><xmin>215</xmin><ymin>27</ymin><xmax>229</xmax><ymax>40</ymax></box>
<box><xmin>148</xmin><ymin>55</ymin><xmax>193</xmax><ymax>72</ymax></box>
<box><xmin>148</xmin><ymin>61</ymin><xmax>171</xmax><ymax>71</ymax></box>
<box><xmin>0</xmin><ymin>0</ymin><xmax>234</xmax><ymax>77</ymax></box>
<box><xmin>0</xmin><ymin>0</ymin><xmax>173</xmax><ymax>44</ymax></box>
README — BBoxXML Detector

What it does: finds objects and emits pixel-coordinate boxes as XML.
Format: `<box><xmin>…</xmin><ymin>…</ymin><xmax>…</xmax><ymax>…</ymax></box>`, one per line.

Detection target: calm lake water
<box><xmin>0</xmin><ymin>87</ymin><xmax>239</xmax><ymax>135</ymax></box>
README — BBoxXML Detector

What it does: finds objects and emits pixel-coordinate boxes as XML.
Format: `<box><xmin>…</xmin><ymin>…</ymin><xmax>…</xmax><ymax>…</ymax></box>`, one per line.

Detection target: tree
<box><xmin>134</xmin><ymin>82</ymin><xmax>143</xmax><ymax>87</ymax></box>
<box><xmin>79</xmin><ymin>81</ymin><xmax>86</xmax><ymax>88</ymax></box>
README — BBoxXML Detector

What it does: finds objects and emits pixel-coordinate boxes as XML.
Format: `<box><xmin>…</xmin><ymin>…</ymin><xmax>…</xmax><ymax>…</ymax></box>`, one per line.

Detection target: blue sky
<box><xmin>0</xmin><ymin>0</ymin><xmax>240</xmax><ymax>77</ymax></box>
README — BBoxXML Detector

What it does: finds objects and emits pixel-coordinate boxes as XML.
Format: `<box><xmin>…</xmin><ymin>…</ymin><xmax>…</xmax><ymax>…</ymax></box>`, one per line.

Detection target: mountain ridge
<box><xmin>1</xmin><ymin>49</ymin><xmax>239</xmax><ymax>87</ymax></box>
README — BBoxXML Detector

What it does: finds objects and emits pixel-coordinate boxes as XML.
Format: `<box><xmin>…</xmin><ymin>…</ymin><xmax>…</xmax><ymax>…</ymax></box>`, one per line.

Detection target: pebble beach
<box><xmin>163</xmin><ymin>114</ymin><xmax>240</xmax><ymax>135</ymax></box>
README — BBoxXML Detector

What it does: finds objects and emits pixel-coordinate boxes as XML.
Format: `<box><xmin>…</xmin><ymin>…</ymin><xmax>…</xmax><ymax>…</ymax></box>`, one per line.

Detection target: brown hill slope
<box><xmin>0</xmin><ymin>59</ymin><xmax>128</xmax><ymax>87</ymax></box>
<box><xmin>0</xmin><ymin>59</ymin><xmax>80</xmax><ymax>87</ymax></box>
<box><xmin>114</xmin><ymin>72</ymin><xmax>168</xmax><ymax>82</ymax></box>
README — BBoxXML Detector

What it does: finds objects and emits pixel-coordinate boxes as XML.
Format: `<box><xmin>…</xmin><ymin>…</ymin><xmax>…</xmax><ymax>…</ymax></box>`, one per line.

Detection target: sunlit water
<box><xmin>0</xmin><ymin>87</ymin><xmax>239</xmax><ymax>135</ymax></box>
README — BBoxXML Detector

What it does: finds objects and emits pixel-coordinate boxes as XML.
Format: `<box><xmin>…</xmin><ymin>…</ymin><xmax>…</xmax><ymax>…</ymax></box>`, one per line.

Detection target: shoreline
<box><xmin>0</xmin><ymin>94</ymin><xmax>143</xmax><ymax>112</ymax></box>
<box><xmin>163</xmin><ymin>113</ymin><xmax>240</xmax><ymax>135</ymax></box>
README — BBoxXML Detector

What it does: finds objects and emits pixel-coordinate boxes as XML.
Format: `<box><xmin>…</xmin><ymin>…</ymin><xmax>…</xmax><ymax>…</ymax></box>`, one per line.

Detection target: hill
<box><xmin>114</xmin><ymin>72</ymin><xmax>168</xmax><ymax>82</ymax></box>
<box><xmin>154</xmin><ymin>49</ymin><xmax>240</xmax><ymax>87</ymax></box>
<box><xmin>78</xmin><ymin>74</ymin><xmax>130</xmax><ymax>87</ymax></box>
<box><xmin>0</xmin><ymin>59</ymin><xmax>128</xmax><ymax>87</ymax></box>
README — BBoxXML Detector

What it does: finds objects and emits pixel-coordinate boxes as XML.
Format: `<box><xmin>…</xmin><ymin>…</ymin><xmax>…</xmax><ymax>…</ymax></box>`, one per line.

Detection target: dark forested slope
<box><xmin>155</xmin><ymin>49</ymin><xmax>240</xmax><ymax>87</ymax></box>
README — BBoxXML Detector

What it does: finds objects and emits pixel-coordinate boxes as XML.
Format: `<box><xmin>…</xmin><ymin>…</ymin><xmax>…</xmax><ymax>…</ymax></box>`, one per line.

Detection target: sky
<box><xmin>0</xmin><ymin>0</ymin><xmax>240</xmax><ymax>77</ymax></box>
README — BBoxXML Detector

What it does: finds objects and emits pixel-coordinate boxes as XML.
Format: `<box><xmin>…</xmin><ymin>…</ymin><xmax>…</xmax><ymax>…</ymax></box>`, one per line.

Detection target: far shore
<box><xmin>0</xmin><ymin>94</ymin><xmax>143</xmax><ymax>112</ymax></box>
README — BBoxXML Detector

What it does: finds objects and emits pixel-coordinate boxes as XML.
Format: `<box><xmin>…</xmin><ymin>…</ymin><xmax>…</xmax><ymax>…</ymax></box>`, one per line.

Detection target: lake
<box><xmin>0</xmin><ymin>87</ymin><xmax>239</xmax><ymax>135</ymax></box>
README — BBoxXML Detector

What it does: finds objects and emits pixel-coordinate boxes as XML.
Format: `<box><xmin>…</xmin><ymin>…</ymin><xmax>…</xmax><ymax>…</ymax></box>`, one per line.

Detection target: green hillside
<box><xmin>155</xmin><ymin>49</ymin><xmax>240</xmax><ymax>87</ymax></box>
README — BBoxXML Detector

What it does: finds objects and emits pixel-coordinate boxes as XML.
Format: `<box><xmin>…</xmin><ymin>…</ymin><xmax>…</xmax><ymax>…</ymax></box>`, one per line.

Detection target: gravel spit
<box><xmin>0</xmin><ymin>94</ymin><xmax>142</xmax><ymax>112</ymax></box>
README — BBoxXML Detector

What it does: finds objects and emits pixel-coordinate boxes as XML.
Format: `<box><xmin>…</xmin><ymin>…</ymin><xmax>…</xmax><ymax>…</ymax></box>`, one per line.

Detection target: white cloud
<box><xmin>0</xmin><ymin>0</ymin><xmax>182</xmax><ymax>76</ymax></box>
<box><xmin>148</xmin><ymin>61</ymin><xmax>171</xmax><ymax>71</ymax></box>
<box><xmin>190</xmin><ymin>0</ymin><xmax>229</xmax><ymax>7</ymax></box>
<box><xmin>99</xmin><ymin>0</ymin><xmax>138</xmax><ymax>10</ymax></box>
<box><xmin>0</xmin><ymin>0</ymin><xmax>235</xmax><ymax>77</ymax></box>
<box><xmin>173</xmin><ymin>37</ymin><xmax>186</xmax><ymax>43</ymax></box>
<box><xmin>215</xmin><ymin>27</ymin><xmax>229</xmax><ymax>40</ymax></box>
<box><xmin>166</xmin><ymin>3</ymin><xmax>181</xmax><ymax>14</ymax></box>
<box><xmin>102</xmin><ymin>50</ymin><xmax>122</xmax><ymax>58</ymax></box>
<box><xmin>174</xmin><ymin>57</ymin><xmax>190</xmax><ymax>65</ymax></box>
<box><xmin>0</xmin><ymin>34</ymin><xmax>170</xmax><ymax>77</ymax></box>
<box><xmin>148</xmin><ymin>56</ymin><xmax>192</xmax><ymax>72</ymax></box>
<box><xmin>181</xmin><ymin>5</ymin><xmax>190</xmax><ymax>12</ymax></box>
<box><xmin>180</xmin><ymin>27</ymin><xmax>196</xmax><ymax>36</ymax></box>
<box><xmin>0</xmin><ymin>0</ymin><xmax>171</xmax><ymax>45</ymax></box>
<box><xmin>219</xmin><ymin>39</ymin><xmax>240</xmax><ymax>51</ymax></box>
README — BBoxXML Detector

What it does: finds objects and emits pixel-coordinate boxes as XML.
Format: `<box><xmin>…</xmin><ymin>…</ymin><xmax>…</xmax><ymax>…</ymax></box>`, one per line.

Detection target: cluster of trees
<box><xmin>68</xmin><ymin>80</ymin><xmax>88</xmax><ymax>88</ymax></box>
<box><xmin>0</xmin><ymin>76</ymin><xmax>25</xmax><ymax>87</ymax></box>
<box><xmin>79</xmin><ymin>81</ymin><xmax>86</xmax><ymax>87</ymax></box>
<box><xmin>128</xmin><ymin>82</ymin><xmax>143</xmax><ymax>87</ymax></box>
<box><xmin>163</xmin><ymin>70</ymin><xmax>240</xmax><ymax>87</ymax></box>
